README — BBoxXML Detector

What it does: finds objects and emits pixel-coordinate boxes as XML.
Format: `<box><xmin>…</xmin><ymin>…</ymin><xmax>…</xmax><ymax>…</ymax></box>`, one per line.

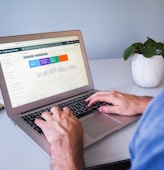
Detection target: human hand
<box><xmin>86</xmin><ymin>91</ymin><xmax>152</xmax><ymax>116</ymax></box>
<box><xmin>35</xmin><ymin>106</ymin><xmax>84</xmax><ymax>170</ymax></box>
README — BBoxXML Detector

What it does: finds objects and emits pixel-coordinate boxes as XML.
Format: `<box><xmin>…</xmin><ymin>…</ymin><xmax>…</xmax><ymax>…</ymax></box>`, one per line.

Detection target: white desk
<box><xmin>0</xmin><ymin>58</ymin><xmax>163</xmax><ymax>170</ymax></box>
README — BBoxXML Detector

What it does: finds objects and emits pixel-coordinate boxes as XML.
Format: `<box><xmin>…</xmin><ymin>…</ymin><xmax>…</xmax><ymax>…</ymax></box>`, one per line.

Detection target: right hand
<box><xmin>86</xmin><ymin>90</ymin><xmax>152</xmax><ymax>116</ymax></box>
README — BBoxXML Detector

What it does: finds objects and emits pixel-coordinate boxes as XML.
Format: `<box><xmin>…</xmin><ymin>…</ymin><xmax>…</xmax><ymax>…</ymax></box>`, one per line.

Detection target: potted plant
<box><xmin>123</xmin><ymin>37</ymin><xmax>164</xmax><ymax>88</ymax></box>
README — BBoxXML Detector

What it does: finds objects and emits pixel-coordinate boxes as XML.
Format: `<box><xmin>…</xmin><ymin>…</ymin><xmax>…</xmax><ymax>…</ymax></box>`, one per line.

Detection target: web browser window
<box><xmin>0</xmin><ymin>36</ymin><xmax>89</xmax><ymax>107</ymax></box>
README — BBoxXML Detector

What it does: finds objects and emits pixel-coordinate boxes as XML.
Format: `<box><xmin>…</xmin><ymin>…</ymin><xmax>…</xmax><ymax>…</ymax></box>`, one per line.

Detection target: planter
<box><xmin>131</xmin><ymin>53</ymin><xmax>164</xmax><ymax>88</ymax></box>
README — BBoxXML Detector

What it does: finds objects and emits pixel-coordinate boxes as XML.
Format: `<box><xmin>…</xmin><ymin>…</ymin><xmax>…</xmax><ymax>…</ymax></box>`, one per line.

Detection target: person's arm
<box><xmin>35</xmin><ymin>106</ymin><xmax>84</xmax><ymax>170</ymax></box>
<box><xmin>86</xmin><ymin>90</ymin><xmax>153</xmax><ymax>116</ymax></box>
<box><xmin>129</xmin><ymin>88</ymin><xmax>164</xmax><ymax>170</ymax></box>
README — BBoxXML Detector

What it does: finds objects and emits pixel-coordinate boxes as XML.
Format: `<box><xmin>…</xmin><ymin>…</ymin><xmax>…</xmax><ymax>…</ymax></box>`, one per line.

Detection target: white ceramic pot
<box><xmin>131</xmin><ymin>53</ymin><xmax>164</xmax><ymax>88</ymax></box>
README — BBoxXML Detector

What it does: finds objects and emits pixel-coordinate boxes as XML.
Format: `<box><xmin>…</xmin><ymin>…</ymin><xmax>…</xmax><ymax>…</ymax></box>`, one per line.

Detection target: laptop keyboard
<box><xmin>21</xmin><ymin>93</ymin><xmax>110</xmax><ymax>134</ymax></box>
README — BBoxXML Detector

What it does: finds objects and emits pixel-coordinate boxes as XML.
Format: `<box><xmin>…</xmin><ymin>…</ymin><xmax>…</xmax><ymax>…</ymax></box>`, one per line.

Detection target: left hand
<box><xmin>35</xmin><ymin>106</ymin><xmax>84</xmax><ymax>170</ymax></box>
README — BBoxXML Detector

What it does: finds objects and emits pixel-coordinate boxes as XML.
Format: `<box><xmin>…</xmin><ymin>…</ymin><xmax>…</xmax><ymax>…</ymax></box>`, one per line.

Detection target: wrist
<box><xmin>50</xmin><ymin>139</ymin><xmax>85</xmax><ymax>170</ymax></box>
<box><xmin>137</xmin><ymin>96</ymin><xmax>153</xmax><ymax>114</ymax></box>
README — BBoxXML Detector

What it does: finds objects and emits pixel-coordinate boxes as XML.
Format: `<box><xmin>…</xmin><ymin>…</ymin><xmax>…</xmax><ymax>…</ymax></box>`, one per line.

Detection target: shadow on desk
<box><xmin>86</xmin><ymin>159</ymin><xmax>131</xmax><ymax>170</ymax></box>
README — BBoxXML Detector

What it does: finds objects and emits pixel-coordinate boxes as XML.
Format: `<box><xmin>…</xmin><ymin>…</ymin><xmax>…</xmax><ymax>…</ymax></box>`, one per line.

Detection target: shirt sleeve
<box><xmin>129</xmin><ymin>88</ymin><xmax>164</xmax><ymax>170</ymax></box>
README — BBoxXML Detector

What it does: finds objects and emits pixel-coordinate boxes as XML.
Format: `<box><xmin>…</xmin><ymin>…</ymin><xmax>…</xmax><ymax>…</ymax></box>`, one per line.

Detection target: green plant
<box><xmin>123</xmin><ymin>37</ymin><xmax>164</xmax><ymax>61</ymax></box>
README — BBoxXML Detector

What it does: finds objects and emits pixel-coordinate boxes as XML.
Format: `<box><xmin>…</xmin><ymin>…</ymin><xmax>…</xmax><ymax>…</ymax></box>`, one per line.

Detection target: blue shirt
<box><xmin>129</xmin><ymin>88</ymin><xmax>164</xmax><ymax>170</ymax></box>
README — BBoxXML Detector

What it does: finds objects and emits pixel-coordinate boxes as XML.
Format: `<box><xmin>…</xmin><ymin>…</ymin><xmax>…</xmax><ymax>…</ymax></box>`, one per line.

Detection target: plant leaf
<box><xmin>142</xmin><ymin>46</ymin><xmax>156</xmax><ymax>58</ymax></box>
<box><xmin>132</xmin><ymin>42</ymin><xmax>143</xmax><ymax>53</ymax></box>
<box><xmin>132</xmin><ymin>42</ymin><xmax>143</xmax><ymax>48</ymax></box>
<box><xmin>147</xmin><ymin>37</ymin><xmax>156</xmax><ymax>44</ymax></box>
<box><xmin>123</xmin><ymin>45</ymin><xmax>135</xmax><ymax>60</ymax></box>
<box><xmin>123</xmin><ymin>37</ymin><xmax>164</xmax><ymax>60</ymax></box>
<box><xmin>162</xmin><ymin>44</ymin><xmax>164</xmax><ymax>58</ymax></box>
<box><xmin>156</xmin><ymin>42</ymin><xmax>163</xmax><ymax>50</ymax></box>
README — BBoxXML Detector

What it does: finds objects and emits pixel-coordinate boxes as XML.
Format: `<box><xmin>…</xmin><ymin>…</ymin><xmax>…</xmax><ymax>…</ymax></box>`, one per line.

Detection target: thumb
<box><xmin>99</xmin><ymin>105</ymin><xmax>118</xmax><ymax>114</ymax></box>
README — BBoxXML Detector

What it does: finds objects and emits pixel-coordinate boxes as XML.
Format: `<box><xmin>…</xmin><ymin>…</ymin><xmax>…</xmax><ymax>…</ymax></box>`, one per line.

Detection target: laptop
<box><xmin>0</xmin><ymin>30</ymin><xmax>140</xmax><ymax>154</ymax></box>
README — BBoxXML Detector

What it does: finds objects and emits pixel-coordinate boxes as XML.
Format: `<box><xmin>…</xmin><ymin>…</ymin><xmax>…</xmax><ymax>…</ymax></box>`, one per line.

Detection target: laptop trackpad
<box><xmin>81</xmin><ymin>113</ymin><xmax>121</xmax><ymax>138</ymax></box>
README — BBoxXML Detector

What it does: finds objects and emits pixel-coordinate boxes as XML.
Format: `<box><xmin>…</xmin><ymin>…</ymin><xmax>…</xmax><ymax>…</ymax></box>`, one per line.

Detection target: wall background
<box><xmin>0</xmin><ymin>0</ymin><xmax>164</xmax><ymax>59</ymax></box>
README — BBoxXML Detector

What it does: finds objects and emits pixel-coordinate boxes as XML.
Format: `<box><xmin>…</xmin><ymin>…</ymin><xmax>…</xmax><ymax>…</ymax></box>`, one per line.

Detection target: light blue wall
<box><xmin>0</xmin><ymin>0</ymin><xmax>164</xmax><ymax>59</ymax></box>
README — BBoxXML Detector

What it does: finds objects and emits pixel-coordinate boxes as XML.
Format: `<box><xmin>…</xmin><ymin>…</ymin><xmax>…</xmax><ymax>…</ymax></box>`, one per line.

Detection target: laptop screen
<box><xmin>0</xmin><ymin>33</ymin><xmax>89</xmax><ymax>108</ymax></box>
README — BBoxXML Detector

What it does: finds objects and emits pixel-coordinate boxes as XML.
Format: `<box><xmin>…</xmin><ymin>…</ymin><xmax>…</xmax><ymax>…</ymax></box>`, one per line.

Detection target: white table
<box><xmin>0</xmin><ymin>58</ymin><xmax>163</xmax><ymax>170</ymax></box>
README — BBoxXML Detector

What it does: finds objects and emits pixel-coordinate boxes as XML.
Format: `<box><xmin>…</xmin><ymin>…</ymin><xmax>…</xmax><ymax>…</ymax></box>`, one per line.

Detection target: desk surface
<box><xmin>0</xmin><ymin>58</ymin><xmax>163</xmax><ymax>170</ymax></box>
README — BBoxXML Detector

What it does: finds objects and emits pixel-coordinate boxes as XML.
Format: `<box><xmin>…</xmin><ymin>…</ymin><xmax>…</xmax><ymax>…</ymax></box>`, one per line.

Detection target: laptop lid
<box><xmin>0</xmin><ymin>30</ymin><xmax>94</xmax><ymax>117</ymax></box>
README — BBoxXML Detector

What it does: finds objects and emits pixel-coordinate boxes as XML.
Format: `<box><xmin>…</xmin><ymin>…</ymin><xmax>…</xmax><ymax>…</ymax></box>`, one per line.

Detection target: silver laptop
<box><xmin>0</xmin><ymin>30</ymin><xmax>140</xmax><ymax>154</ymax></box>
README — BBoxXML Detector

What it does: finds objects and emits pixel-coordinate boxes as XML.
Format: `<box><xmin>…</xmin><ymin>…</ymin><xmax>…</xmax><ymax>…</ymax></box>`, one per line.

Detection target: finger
<box><xmin>85</xmin><ymin>91</ymin><xmax>108</xmax><ymax>101</ymax></box>
<box><xmin>87</xmin><ymin>94</ymin><xmax>110</xmax><ymax>107</ymax></box>
<box><xmin>35</xmin><ymin>118</ymin><xmax>64</xmax><ymax>144</ymax></box>
<box><xmin>50</xmin><ymin>106</ymin><xmax>62</xmax><ymax>120</ymax></box>
<box><xmin>62</xmin><ymin>106</ymin><xmax>73</xmax><ymax>116</ymax></box>
<box><xmin>99</xmin><ymin>105</ymin><xmax>129</xmax><ymax>115</ymax></box>
<box><xmin>99</xmin><ymin>105</ymin><xmax>119</xmax><ymax>114</ymax></box>
<box><xmin>86</xmin><ymin>91</ymin><xmax>115</xmax><ymax>103</ymax></box>
<box><xmin>88</xmin><ymin>91</ymin><xmax>123</xmax><ymax>107</ymax></box>
<box><xmin>34</xmin><ymin>118</ymin><xmax>46</xmax><ymax>129</ymax></box>
<box><xmin>41</xmin><ymin>111</ymin><xmax>53</xmax><ymax>121</ymax></box>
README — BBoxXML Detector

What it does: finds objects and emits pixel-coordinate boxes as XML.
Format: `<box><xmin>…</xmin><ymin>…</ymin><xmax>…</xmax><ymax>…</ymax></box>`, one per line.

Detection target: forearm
<box><xmin>51</xmin><ymin>154</ymin><xmax>84</xmax><ymax>170</ymax></box>
<box><xmin>50</xmin><ymin>139</ymin><xmax>85</xmax><ymax>170</ymax></box>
